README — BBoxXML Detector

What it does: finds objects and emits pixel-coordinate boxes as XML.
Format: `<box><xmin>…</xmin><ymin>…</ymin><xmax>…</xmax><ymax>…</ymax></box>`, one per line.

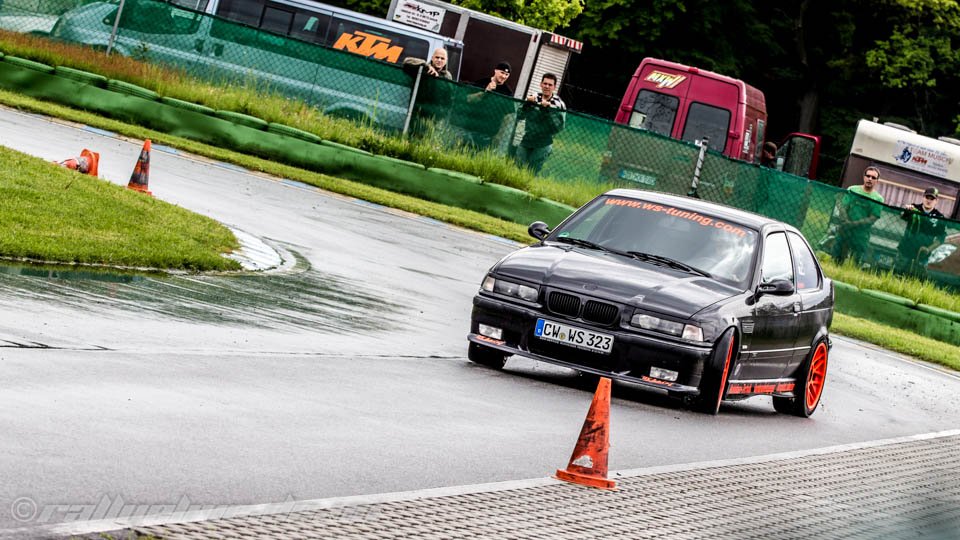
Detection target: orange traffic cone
<box><xmin>56</xmin><ymin>149</ymin><xmax>99</xmax><ymax>176</ymax></box>
<box><xmin>127</xmin><ymin>139</ymin><xmax>152</xmax><ymax>196</ymax></box>
<box><xmin>555</xmin><ymin>377</ymin><xmax>616</xmax><ymax>490</ymax></box>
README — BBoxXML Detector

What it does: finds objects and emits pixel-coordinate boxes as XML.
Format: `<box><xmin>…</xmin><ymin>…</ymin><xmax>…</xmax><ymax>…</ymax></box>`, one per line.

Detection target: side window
<box><xmin>290</xmin><ymin>12</ymin><xmax>331</xmax><ymax>44</ymax></box>
<box><xmin>760</xmin><ymin>233</ymin><xmax>794</xmax><ymax>284</ymax></box>
<box><xmin>755</xmin><ymin>118</ymin><xmax>766</xmax><ymax>158</ymax></box>
<box><xmin>260</xmin><ymin>5</ymin><xmax>294</xmax><ymax>35</ymax></box>
<box><xmin>681</xmin><ymin>102</ymin><xmax>731</xmax><ymax>148</ymax></box>
<box><xmin>787</xmin><ymin>232</ymin><xmax>821</xmax><ymax>291</ymax></box>
<box><xmin>112</xmin><ymin>0</ymin><xmax>202</xmax><ymax>34</ymax></box>
<box><xmin>630</xmin><ymin>90</ymin><xmax>678</xmax><ymax>136</ymax></box>
<box><xmin>214</xmin><ymin>0</ymin><xmax>262</xmax><ymax>26</ymax></box>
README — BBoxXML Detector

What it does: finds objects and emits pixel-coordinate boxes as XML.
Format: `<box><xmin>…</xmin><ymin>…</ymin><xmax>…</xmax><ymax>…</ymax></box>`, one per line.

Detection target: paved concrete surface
<box><xmin>32</xmin><ymin>430</ymin><xmax>957</xmax><ymax>539</ymax></box>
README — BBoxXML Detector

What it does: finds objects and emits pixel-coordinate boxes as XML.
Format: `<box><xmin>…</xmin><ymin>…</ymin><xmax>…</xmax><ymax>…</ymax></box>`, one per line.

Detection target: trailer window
<box><xmin>630</xmin><ymin>90</ymin><xmax>678</xmax><ymax>136</ymax></box>
<box><xmin>681</xmin><ymin>102</ymin><xmax>730</xmax><ymax>148</ymax></box>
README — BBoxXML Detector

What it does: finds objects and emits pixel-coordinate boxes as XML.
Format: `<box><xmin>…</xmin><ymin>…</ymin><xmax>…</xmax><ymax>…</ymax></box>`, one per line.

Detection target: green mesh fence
<box><xmin>2</xmin><ymin>0</ymin><xmax>960</xmax><ymax>290</ymax></box>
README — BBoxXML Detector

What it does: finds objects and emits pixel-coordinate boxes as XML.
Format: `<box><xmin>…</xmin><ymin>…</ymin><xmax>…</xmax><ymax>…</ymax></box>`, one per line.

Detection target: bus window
<box><xmin>214</xmin><ymin>0</ymin><xmax>261</xmax><ymax>27</ymax></box>
<box><xmin>291</xmin><ymin>13</ymin><xmax>331</xmax><ymax>44</ymax></box>
<box><xmin>169</xmin><ymin>0</ymin><xmax>209</xmax><ymax>10</ymax></box>
<box><xmin>260</xmin><ymin>5</ymin><xmax>294</xmax><ymax>35</ymax></box>
<box><xmin>328</xmin><ymin>17</ymin><xmax>429</xmax><ymax>64</ymax></box>
<box><xmin>630</xmin><ymin>90</ymin><xmax>678</xmax><ymax>136</ymax></box>
<box><xmin>108</xmin><ymin>0</ymin><xmax>201</xmax><ymax>34</ymax></box>
<box><xmin>681</xmin><ymin>102</ymin><xmax>730</xmax><ymax>147</ymax></box>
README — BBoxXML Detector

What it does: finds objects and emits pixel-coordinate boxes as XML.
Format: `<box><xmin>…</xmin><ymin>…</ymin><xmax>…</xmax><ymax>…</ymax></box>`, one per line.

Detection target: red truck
<box><xmin>601</xmin><ymin>58</ymin><xmax>820</xmax><ymax>187</ymax></box>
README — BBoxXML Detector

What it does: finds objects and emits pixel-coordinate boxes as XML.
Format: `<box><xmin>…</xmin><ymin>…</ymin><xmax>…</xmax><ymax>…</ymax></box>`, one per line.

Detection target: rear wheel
<box><xmin>774</xmin><ymin>340</ymin><xmax>828</xmax><ymax>417</ymax></box>
<box><xmin>693</xmin><ymin>328</ymin><xmax>736</xmax><ymax>415</ymax></box>
<box><xmin>468</xmin><ymin>342</ymin><xmax>507</xmax><ymax>369</ymax></box>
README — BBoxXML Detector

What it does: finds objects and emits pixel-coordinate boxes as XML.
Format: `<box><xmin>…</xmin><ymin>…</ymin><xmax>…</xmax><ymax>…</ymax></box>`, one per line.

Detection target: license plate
<box><xmin>618</xmin><ymin>168</ymin><xmax>656</xmax><ymax>186</ymax></box>
<box><xmin>534</xmin><ymin>319</ymin><xmax>614</xmax><ymax>354</ymax></box>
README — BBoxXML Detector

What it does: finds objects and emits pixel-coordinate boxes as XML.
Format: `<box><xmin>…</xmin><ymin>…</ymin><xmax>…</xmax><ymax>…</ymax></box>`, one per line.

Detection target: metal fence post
<box><xmin>402</xmin><ymin>65</ymin><xmax>423</xmax><ymax>137</ymax></box>
<box><xmin>106</xmin><ymin>0</ymin><xmax>126</xmax><ymax>56</ymax></box>
<box><xmin>688</xmin><ymin>137</ymin><xmax>709</xmax><ymax>198</ymax></box>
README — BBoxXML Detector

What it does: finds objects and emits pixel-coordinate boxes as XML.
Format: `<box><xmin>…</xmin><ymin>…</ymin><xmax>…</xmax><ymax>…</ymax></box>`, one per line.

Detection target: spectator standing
<box><xmin>759</xmin><ymin>141</ymin><xmax>777</xmax><ymax>168</ymax></box>
<box><xmin>833</xmin><ymin>166</ymin><xmax>885</xmax><ymax>264</ymax></box>
<box><xmin>514</xmin><ymin>73</ymin><xmax>566</xmax><ymax>174</ymax></box>
<box><xmin>896</xmin><ymin>187</ymin><xmax>946</xmax><ymax>276</ymax></box>
<box><xmin>402</xmin><ymin>48</ymin><xmax>453</xmax><ymax>127</ymax></box>
<box><xmin>402</xmin><ymin>48</ymin><xmax>452</xmax><ymax>80</ymax></box>
<box><xmin>461</xmin><ymin>62</ymin><xmax>515</xmax><ymax>149</ymax></box>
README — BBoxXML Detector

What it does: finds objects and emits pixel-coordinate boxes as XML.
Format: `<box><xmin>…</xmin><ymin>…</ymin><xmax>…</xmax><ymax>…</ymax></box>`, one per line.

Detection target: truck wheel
<box><xmin>468</xmin><ymin>342</ymin><xmax>506</xmax><ymax>369</ymax></box>
<box><xmin>694</xmin><ymin>328</ymin><xmax>736</xmax><ymax>415</ymax></box>
<box><xmin>774</xmin><ymin>340</ymin><xmax>828</xmax><ymax>417</ymax></box>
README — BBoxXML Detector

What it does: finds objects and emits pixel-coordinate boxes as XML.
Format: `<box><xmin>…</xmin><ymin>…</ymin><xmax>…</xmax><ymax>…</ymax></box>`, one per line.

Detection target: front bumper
<box><xmin>470</xmin><ymin>294</ymin><xmax>713</xmax><ymax>395</ymax></box>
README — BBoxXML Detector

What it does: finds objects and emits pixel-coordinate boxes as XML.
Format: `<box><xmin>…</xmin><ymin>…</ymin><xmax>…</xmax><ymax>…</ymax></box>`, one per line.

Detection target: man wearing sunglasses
<box><xmin>896</xmin><ymin>187</ymin><xmax>947</xmax><ymax>276</ymax></box>
<box><xmin>834</xmin><ymin>166</ymin><xmax>885</xmax><ymax>264</ymax></box>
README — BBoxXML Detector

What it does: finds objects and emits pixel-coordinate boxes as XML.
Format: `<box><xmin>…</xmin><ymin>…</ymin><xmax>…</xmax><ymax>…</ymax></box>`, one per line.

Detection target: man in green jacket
<box><xmin>834</xmin><ymin>166</ymin><xmax>885</xmax><ymax>264</ymax></box>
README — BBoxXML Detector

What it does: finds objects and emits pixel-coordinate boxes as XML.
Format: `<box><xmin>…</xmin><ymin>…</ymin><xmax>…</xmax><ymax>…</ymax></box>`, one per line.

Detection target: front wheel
<box><xmin>693</xmin><ymin>328</ymin><xmax>736</xmax><ymax>415</ymax></box>
<box><xmin>774</xmin><ymin>340</ymin><xmax>828</xmax><ymax>417</ymax></box>
<box><xmin>468</xmin><ymin>342</ymin><xmax>507</xmax><ymax>369</ymax></box>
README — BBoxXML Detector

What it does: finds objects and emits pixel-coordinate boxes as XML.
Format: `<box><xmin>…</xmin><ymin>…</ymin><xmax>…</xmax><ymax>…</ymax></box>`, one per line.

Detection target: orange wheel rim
<box><xmin>805</xmin><ymin>343</ymin><xmax>828</xmax><ymax>410</ymax></box>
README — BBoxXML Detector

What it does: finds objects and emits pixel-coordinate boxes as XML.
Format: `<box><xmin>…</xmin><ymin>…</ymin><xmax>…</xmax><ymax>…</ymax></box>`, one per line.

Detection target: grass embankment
<box><xmin>0</xmin><ymin>145</ymin><xmax>240</xmax><ymax>271</ymax></box>
<box><xmin>0</xmin><ymin>30</ymin><xmax>615</xmax><ymax>208</ymax></box>
<box><xmin>831</xmin><ymin>313</ymin><xmax>959</xmax><ymax>369</ymax></box>
<box><xmin>1</xmin><ymin>33</ymin><xmax>957</xmax><ymax>367</ymax></box>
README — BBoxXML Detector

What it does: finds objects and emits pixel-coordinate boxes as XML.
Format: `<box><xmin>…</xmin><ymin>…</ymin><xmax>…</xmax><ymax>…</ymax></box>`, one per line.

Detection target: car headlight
<box><xmin>482</xmin><ymin>275</ymin><xmax>539</xmax><ymax>302</ymax></box>
<box><xmin>631</xmin><ymin>312</ymin><xmax>704</xmax><ymax>341</ymax></box>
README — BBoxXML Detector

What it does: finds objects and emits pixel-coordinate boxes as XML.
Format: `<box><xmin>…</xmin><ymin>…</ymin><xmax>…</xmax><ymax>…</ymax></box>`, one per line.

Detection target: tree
<box><xmin>451</xmin><ymin>0</ymin><xmax>583</xmax><ymax>31</ymax></box>
<box><xmin>865</xmin><ymin>0</ymin><xmax>960</xmax><ymax>135</ymax></box>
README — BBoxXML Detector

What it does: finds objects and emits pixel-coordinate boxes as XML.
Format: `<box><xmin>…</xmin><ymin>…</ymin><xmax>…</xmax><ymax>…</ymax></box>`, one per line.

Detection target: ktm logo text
<box><xmin>333</xmin><ymin>31</ymin><xmax>404</xmax><ymax>63</ymax></box>
<box><xmin>645</xmin><ymin>71</ymin><xmax>686</xmax><ymax>89</ymax></box>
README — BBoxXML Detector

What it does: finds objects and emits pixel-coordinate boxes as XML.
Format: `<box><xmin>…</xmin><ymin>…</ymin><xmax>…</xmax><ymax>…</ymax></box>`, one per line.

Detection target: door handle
<box><xmin>214</xmin><ymin>43</ymin><xmax>224</xmax><ymax>57</ymax></box>
<box><xmin>792</xmin><ymin>302</ymin><xmax>802</xmax><ymax>313</ymax></box>
<box><xmin>193</xmin><ymin>39</ymin><xmax>204</xmax><ymax>53</ymax></box>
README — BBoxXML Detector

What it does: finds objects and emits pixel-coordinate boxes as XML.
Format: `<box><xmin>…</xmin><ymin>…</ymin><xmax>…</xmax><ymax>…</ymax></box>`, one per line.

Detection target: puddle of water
<box><xmin>0</xmin><ymin>262</ymin><xmax>152</xmax><ymax>283</ymax></box>
<box><xmin>0</xmin><ymin>252</ymin><xmax>402</xmax><ymax>333</ymax></box>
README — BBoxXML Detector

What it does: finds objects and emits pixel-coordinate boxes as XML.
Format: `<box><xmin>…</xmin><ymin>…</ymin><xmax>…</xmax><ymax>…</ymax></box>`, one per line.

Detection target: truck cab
<box><xmin>601</xmin><ymin>58</ymin><xmax>819</xmax><ymax>189</ymax></box>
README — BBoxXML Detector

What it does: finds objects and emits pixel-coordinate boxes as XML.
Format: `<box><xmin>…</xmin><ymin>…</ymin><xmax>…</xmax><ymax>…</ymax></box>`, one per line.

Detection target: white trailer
<box><xmin>840</xmin><ymin>119</ymin><xmax>960</xmax><ymax>219</ymax></box>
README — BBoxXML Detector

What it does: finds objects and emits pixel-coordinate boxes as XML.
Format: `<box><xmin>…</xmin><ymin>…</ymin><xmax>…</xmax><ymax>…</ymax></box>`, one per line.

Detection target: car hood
<box><xmin>493</xmin><ymin>245</ymin><xmax>742</xmax><ymax>319</ymax></box>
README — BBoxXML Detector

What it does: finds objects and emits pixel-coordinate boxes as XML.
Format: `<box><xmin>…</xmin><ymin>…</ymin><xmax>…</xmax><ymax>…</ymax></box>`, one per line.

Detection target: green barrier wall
<box><xmin>0</xmin><ymin>59</ymin><xmax>573</xmax><ymax>227</ymax></box>
<box><xmin>834</xmin><ymin>283</ymin><xmax>960</xmax><ymax>347</ymax></box>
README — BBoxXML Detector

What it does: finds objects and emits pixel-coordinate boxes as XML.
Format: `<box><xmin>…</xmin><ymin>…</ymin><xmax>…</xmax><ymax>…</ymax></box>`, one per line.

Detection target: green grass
<box><xmin>0</xmin><ymin>145</ymin><xmax>240</xmax><ymax>271</ymax></box>
<box><xmin>821</xmin><ymin>256</ymin><xmax>960</xmax><ymax>312</ymax></box>
<box><xmin>831</xmin><ymin>312</ymin><xmax>960</xmax><ymax>369</ymax></box>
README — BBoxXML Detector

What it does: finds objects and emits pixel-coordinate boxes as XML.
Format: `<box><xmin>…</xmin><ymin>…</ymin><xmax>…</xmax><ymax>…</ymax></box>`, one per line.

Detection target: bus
<box><xmin>50</xmin><ymin>0</ymin><xmax>464</xmax><ymax>128</ymax></box>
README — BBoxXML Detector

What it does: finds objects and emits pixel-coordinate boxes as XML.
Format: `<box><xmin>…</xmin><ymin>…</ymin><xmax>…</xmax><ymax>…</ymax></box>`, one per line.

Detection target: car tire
<box><xmin>693</xmin><ymin>328</ymin><xmax>736</xmax><ymax>415</ymax></box>
<box><xmin>774</xmin><ymin>340</ymin><xmax>828</xmax><ymax>417</ymax></box>
<box><xmin>468</xmin><ymin>342</ymin><xmax>507</xmax><ymax>369</ymax></box>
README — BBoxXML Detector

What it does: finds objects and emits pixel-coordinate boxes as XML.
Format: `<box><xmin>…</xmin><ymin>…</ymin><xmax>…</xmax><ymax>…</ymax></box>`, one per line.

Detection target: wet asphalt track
<box><xmin>0</xmin><ymin>106</ymin><xmax>958</xmax><ymax>535</ymax></box>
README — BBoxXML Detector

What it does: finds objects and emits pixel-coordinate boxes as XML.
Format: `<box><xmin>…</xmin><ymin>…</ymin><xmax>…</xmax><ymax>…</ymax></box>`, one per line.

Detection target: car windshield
<box><xmin>549</xmin><ymin>195</ymin><xmax>759</xmax><ymax>288</ymax></box>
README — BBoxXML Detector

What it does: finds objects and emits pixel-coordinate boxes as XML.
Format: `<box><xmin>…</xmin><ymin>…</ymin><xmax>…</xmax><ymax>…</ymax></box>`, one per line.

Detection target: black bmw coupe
<box><xmin>468</xmin><ymin>189</ymin><xmax>834</xmax><ymax>416</ymax></box>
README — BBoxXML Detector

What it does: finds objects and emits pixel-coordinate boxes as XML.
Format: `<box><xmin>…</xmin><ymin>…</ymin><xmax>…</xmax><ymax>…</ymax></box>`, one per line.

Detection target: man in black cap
<box><xmin>460</xmin><ymin>61</ymin><xmax>515</xmax><ymax>149</ymax></box>
<box><xmin>896</xmin><ymin>186</ymin><xmax>947</xmax><ymax>276</ymax></box>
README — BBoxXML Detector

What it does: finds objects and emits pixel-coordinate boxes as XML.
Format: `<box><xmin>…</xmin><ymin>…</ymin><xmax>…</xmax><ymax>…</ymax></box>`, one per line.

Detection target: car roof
<box><xmin>604</xmin><ymin>189</ymin><xmax>793</xmax><ymax>233</ymax></box>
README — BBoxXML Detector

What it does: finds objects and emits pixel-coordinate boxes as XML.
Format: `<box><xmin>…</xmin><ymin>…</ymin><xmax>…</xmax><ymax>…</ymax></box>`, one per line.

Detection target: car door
<box><xmin>785</xmin><ymin>231</ymin><xmax>828</xmax><ymax>375</ymax></box>
<box><xmin>739</xmin><ymin>232</ymin><xmax>800</xmax><ymax>380</ymax></box>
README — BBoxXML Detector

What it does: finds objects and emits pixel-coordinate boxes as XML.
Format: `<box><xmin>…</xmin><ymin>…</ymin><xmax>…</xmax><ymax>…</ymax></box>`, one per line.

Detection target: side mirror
<box><xmin>756</xmin><ymin>278</ymin><xmax>795</xmax><ymax>297</ymax></box>
<box><xmin>528</xmin><ymin>221</ymin><xmax>550</xmax><ymax>242</ymax></box>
